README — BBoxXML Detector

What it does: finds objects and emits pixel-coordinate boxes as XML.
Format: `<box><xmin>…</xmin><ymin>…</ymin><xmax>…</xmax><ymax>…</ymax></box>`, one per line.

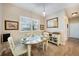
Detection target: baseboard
<box><xmin>68</xmin><ymin>37</ymin><xmax>79</xmax><ymax>40</ymax></box>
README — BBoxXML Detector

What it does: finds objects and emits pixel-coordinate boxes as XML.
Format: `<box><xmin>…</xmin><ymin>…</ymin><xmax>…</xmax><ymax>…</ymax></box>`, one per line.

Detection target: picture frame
<box><xmin>5</xmin><ymin>20</ymin><xmax>19</xmax><ymax>30</ymax></box>
<box><xmin>40</xmin><ymin>25</ymin><xmax>44</xmax><ymax>30</ymax></box>
<box><xmin>20</xmin><ymin>16</ymin><xmax>32</xmax><ymax>32</ymax></box>
<box><xmin>32</xmin><ymin>20</ymin><xmax>40</xmax><ymax>31</ymax></box>
<box><xmin>47</xmin><ymin>17</ymin><xmax>58</xmax><ymax>28</ymax></box>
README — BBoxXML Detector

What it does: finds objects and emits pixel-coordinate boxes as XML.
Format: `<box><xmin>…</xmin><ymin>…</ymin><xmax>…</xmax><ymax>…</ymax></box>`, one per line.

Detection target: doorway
<box><xmin>68</xmin><ymin>17</ymin><xmax>79</xmax><ymax>39</ymax></box>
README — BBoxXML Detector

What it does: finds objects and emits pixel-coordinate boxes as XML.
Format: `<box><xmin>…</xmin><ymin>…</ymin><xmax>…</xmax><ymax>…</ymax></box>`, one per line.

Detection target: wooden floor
<box><xmin>0</xmin><ymin>38</ymin><xmax>79</xmax><ymax>56</ymax></box>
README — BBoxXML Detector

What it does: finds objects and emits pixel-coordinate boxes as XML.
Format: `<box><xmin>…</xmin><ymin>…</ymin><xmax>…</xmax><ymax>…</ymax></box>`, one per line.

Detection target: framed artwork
<box><xmin>40</xmin><ymin>25</ymin><xmax>44</xmax><ymax>30</ymax></box>
<box><xmin>20</xmin><ymin>16</ymin><xmax>32</xmax><ymax>32</ymax></box>
<box><xmin>32</xmin><ymin>20</ymin><xmax>40</xmax><ymax>30</ymax></box>
<box><xmin>47</xmin><ymin>17</ymin><xmax>58</xmax><ymax>28</ymax></box>
<box><xmin>5</xmin><ymin>20</ymin><xmax>19</xmax><ymax>30</ymax></box>
<box><xmin>20</xmin><ymin>16</ymin><xmax>40</xmax><ymax>32</ymax></box>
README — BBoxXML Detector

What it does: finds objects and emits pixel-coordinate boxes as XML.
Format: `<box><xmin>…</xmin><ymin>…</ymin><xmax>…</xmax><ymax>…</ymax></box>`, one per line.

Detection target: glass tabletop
<box><xmin>21</xmin><ymin>35</ymin><xmax>46</xmax><ymax>45</ymax></box>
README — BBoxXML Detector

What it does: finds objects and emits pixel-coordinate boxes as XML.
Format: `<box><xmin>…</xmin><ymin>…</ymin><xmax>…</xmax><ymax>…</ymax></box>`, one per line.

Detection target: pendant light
<box><xmin>43</xmin><ymin>4</ymin><xmax>46</xmax><ymax>17</ymax></box>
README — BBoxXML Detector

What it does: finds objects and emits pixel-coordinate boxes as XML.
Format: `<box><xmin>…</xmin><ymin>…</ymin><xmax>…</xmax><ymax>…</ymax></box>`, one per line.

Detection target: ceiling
<box><xmin>11</xmin><ymin>3</ymin><xmax>79</xmax><ymax>18</ymax></box>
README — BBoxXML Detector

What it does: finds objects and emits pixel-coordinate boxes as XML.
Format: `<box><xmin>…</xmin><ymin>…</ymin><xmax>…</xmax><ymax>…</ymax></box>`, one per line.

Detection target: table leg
<box><xmin>27</xmin><ymin>45</ymin><xmax>31</xmax><ymax>56</ymax></box>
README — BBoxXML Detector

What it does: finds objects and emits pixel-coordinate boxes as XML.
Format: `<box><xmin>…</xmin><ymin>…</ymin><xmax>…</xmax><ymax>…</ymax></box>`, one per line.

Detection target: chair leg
<box><xmin>45</xmin><ymin>40</ymin><xmax>48</xmax><ymax>51</ymax></box>
<box><xmin>42</xmin><ymin>40</ymin><xmax>48</xmax><ymax>51</ymax></box>
<box><xmin>43</xmin><ymin>43</ymin><xmax>44</xmax><ymax>51</ymax></box>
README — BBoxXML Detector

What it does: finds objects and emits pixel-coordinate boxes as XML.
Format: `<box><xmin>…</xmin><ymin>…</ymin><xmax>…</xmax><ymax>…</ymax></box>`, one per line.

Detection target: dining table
<box><xmin>21</xmin><ymin>35</ymin><xmax>48</xmax><ymax>56</ymax></box>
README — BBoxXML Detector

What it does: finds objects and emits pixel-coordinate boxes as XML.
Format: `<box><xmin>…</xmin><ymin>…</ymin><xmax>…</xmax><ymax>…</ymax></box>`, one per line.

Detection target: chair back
<box><xmin>43</xmin><ymin>32</ymin><xmax>49</xmax><ymax>39</ymax></box>
<box><xmin>8</xmin><ymin>37</ymin><xmax>15</xmax><ymax>50</ymax></box>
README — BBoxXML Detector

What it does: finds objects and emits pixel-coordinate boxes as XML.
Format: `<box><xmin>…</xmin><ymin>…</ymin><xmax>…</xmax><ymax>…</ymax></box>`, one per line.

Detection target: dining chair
<box><xmin>37</xmin><ymin>32</ymin><xmax>49</xmax><ymax>51</ymax></box>
<box><xmin>42</xmin><ymin>31</ymin><xmax>49</xmax><ymax>51</ymax></box>
<box><xmin>8</xmin><ymin>37</ymin><xmax>27</xmax><ymax>56</ymax></box>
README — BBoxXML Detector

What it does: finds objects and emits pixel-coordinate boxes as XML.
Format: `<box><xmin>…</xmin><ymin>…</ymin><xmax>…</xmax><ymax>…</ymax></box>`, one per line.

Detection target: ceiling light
<box><xmin>43</xmin><ymin>4</ymin><xmax>46</xmax><ymax>17</ymax></box>
<box><xmin>72</xmin><ymin>12</ymin><xmax>78</xmax><ymax>16</ymax></box>
<box><xmin>43</xmin><ymin>11</ymin><xmax>46</xmax><ymax>17</ymax></box>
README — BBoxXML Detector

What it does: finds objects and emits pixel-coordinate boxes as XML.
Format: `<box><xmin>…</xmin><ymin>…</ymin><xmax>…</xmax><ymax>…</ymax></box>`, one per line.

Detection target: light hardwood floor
<box><xmin>0</xmin><ymin>38</ymin><xmax>79</xmax><ymax>56</ymax></box>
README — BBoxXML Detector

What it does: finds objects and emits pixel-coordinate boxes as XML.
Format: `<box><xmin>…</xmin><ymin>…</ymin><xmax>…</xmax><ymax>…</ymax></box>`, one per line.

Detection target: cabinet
<box><xmin>49</xmin><ymin>32</ymin><xmax>61</xmax><ymax>46</ymax></box>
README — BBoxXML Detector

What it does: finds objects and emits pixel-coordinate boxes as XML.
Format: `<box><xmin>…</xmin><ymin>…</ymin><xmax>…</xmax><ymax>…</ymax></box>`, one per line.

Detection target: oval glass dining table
<box><xmin>21</xmin><ymin>36</ymin><xmax>48</xmax><ymax>56</ymax></box>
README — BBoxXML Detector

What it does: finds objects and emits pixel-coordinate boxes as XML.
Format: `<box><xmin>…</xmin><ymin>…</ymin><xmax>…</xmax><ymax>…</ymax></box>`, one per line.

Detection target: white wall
<box><xmin>69</xmin><ymin>17</ymin><xmax>79</xmax><ymax>38</ymax></box>
<box><xmin>45</xmin><ymin>10</ymin><xmax>68</xmax><ymax>45</ymax></box>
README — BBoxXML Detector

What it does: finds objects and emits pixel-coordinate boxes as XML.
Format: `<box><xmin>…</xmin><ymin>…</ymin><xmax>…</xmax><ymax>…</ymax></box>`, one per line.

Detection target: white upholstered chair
<box><xmin>8</xmin><ymin>37</ymin><xmax>27</xmax><ymax>56</ymax></box>
<box><xmin>42</xmin><ymin>31</ymin><xmax>49</xmax><ymax>51</ymax></box>
<box><xmin>43</xmin><ymin>32</ymin><xmax>49</xmax><ymax>38</ymax></box>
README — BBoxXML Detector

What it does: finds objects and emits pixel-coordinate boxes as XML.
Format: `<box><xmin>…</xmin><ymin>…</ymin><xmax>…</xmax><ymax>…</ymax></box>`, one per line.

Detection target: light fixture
<box><xmin>72</xmin><ymin>12</ymin><xmax>78</xmax><ymax>16</ymax></box>
<box><xmin>43</xmin><ymin>11</ymin><xmax>45</xmax><ymax>17</ymax></box>
<box><xmin>43</xmin><ymin>4</ymin><xmax>46</xmax><ymax>17</ymax></box>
